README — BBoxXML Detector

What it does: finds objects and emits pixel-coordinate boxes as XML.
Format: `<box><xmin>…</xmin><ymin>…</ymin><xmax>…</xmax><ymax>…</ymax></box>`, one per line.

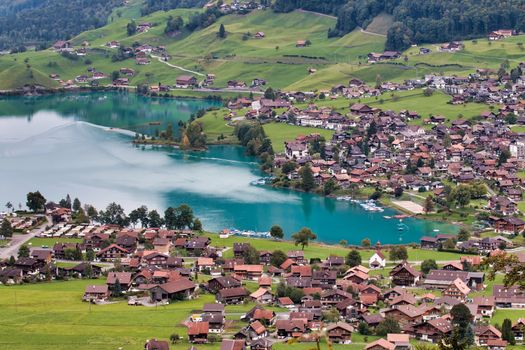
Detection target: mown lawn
<box><xmin>262</xmin><ymin>123</ymin><xmax>335</xmax><ymax>153</ymax></box>
<box><xmin>27</xmin><ymin>237</ymin><xmax>83</xmax><ymax>248</ymax></box>
<box><xmin>0</xmin><ymin>279</ymin><xmax>220</xmax><ymax>350</ymax></box>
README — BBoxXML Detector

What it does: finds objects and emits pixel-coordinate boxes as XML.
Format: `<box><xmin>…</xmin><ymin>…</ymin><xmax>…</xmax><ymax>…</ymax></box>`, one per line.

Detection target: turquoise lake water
<box><xmin>0</xmin><ymin>93</ymin><xmax>457</xmax><ymax>244</ymax></box>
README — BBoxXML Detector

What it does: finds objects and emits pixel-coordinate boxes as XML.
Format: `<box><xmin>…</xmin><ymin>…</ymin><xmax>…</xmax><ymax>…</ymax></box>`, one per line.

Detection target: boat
<box><xmin>148</xmin><ymin>121</ymin><xmax>161</xmax><ymax>125</ymax></box>
<box><xmin>433</xmin><ymin>229</ymin><xmax>440</xmax><ymax>232</ymax></box>
<box><xmin>383</xmin><ymin>216</ymin><xmax>392</xmax><ymax>219</ymax></box>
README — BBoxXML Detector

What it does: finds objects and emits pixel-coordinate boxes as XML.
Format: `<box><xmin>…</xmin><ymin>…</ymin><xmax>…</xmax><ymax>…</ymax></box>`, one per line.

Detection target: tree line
<box><xmin>0</xmin><ymin>0</ymin><xmax>121</xmax><ymax>50</ymax></box>
<box><xmin>271</xmin><ymin>0</ymin><xmax>525</xmax><ymax>51</ymax></box>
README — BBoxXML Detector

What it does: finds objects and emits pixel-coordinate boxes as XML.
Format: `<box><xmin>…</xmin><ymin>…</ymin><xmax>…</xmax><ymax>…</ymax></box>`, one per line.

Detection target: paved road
<box><xmin>0</xmin><ymin>216</ymin><xmax>50</xmax><ymax>259</ymax></box>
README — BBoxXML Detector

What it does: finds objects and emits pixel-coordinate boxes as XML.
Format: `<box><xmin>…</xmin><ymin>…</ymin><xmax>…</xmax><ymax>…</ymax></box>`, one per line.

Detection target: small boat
<box><xmin>383</xmin><ymin>216</ymin><xmax>392</xmax><ymax>219</ymax></box>
<box><xmin>148</xmin><ymin>121</ymin><xmax>161</xmax><ymax>125</ymax></box>
<box><xmin>433</xmin><ymin>229</ymin><xmax>440</xmax><ymax>232</ymax></box>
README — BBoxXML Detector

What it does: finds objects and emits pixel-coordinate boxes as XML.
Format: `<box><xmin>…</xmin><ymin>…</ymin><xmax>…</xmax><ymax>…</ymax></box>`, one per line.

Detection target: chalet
<box><xmin>176</xmin><ymin>75</ymin><xmax>198</xmax><ymax>88</ymax></box>
<box><xmin>233</xmin><ymin>243</ymin><xmax>251</xmax><ymax>258</ymax></box>
<box><xmin>383</xmin><ymin>305</ymin><xmax>423</xmax><ymax>327</ymax></box>
<box><xmin>84</xmin><ymin>232</ymin><xmax>110</xmax><ymax>250</ymax></box>
<box><xmin>142</xmin><ymin>252</ymin><xmax>170</xmax><ymax>267</ymax></box>
<box><xmin>234</xmin><ymin>264</ymin><xmax>263</xmax><ymax>280</ymax></box>
<box><xmin>83</xmin><ymin>285</ymin><xmax>110</xmax><ymax>302</ymax></box>
<box><xmin>250</xmin><ymin>288</ymin><xmax>274</xmax><ymax>304</ymax></box>
<box><xmin>255</xmin><ymin>32</ymin><xmax>265</xmax><ymax>39</ymax></box>
<box><xmin>277</xmin><ymin>297</ymin><xmax>295</xmax><ymax>308</ymax></box>
<box><xmin>390</xmin><ymin>261</ymin><xmax>421</xmax><ymax>286</ymax></box>
<box><xmin>511</xmin><ymin>318</ymin><xmax>525</xmax><ymax>342</ymax></box>
<box><xmin>493</xmin><ymin>285</ymin><xmax>525</xmax><ymax>308</ymax></box>
<box><xmin>325</xmin><ymin>322</ymin><xmax>353</xmax><ymax>344</ymax></box>
<box><xmin>493</xmin><ymin>216</ymin><xmax>525</xmax><ymax>234</ymax></box>
<box><xmin>476</xmin><ymin>325</ymin><xmax>502</xmax><ymax>346</ymax></box>
<box><xmin>119</xmin><ymin>68</ymin><xmax>135</xmax><ymax>76</ymax></box>
<box><xmin>275</xmin><ymin>319</ymin><xmax>306</xmax><ymax>338</ymax></box>
<box><xmin>53</xmin><ymin>40</ymin><xmax>71</xmax><ymax>51</ymax></box>
<box><xmin>489</xmin><ymin>196</ymin><xmax>517</xmax><ymax>215</ymax></box>
<box><xmin>350</xmin><ymin>103</ymin><xmax>373</xmax><ymax>114</ymax></box>
<box><xmin>145</xmin><ymin>339</ymin><xmax>170</xmax><ymax>350</ymax></box>
<box><xmin>442</xmin><ymin>278</ymin><xmax>471</xmax><ymax>300</ymax></box>
<box><xmin>63</xmin><ymin>262</ymin><xmax>102</xmax><ymax>278</ymax></box>
<box><xmin>15</xmin><ymin>258</ymin><xmax>43</xmax><ymax>275</ymax></box>
<box><xmin>473</xmin><ymin>296</ymin><xmax>495</xmax><ymax>318</ymax></box>
<box><xmin>251</xmin><ymin>338</ymin><xmax>272</xmax><ymax>350</ymax></box>
<box><xmin>148</xmin><ymin>278</ymin><xmax>196</xmax><ymax>301</ymax></box>
<box><xmin>106</xmin><ymin>272</ymin><xmax>132</xmax><ymax>292</ymax></box>
<box><xmin>188</xmin><ymin>322</ymin><xmax>209</xmax><ymax>343</ymax></box>
<box><xmin>489</xmin><ymin>30</ymin><xmax>514</xmax><ymax>41</ymax></box>
<box><xmin>387</xmin><ymin>334</ymin><xmax>411</xmax><ymax>350</ymax></box>
<box><xmin>31</xmin><ymin>249</ymin><xmax>52</xmax><ymax>264</ymax></box>
<box><xmin>365</xmin><ymin>339</ymin><xmax>395</xmax><ymax>350</ymax></box>
<box><xmin>413</xmin><ymin>317</ymin><xmax>452</xmax><ymax>343</ymax></box>
<box><xmin>96</xmin><ymin>244</ymin><xmax>130</xmax><ymax>261</ymax></box>
<box><xmin>136</xmin><ymin>58</ymin><xmax>150</xmax><ymax>65</ymax></box>
<box><xmin>217</xmin><ymin>287</ymin><xmax>249</xmax><ymax>304</ymax></box>
<box><xmin>116</xmin><ymin>234</ymin><xmax>138</xmax><ymax>252</ymax></box>
<box><xmin>208</xmin><ymin>276</ymin><xmax>242</xmax><ymax>292</ymax></box>
<box><xmin>221</xmin><ymin>339</ymin><xmax>246</xmax><ymax>350</ymax></box>
<box><xmin>420</xmin><ymin>236</ymin><xmax>439</xmax><ymax>249</ymax></box>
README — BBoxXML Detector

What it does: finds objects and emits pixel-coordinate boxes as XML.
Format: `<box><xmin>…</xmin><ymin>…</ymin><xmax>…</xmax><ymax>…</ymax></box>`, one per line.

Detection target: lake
<box><xmin>0</xmin><ymin>93</ymin><xmax>457</xmax><ymax>244</ymax></box>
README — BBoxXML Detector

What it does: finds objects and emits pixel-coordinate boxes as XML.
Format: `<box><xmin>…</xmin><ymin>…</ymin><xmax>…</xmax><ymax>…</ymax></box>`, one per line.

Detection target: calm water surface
<box><xmin>0</xmin><ymin>93</ymin><xmax>457</xmax><ymax>243</ymax></box>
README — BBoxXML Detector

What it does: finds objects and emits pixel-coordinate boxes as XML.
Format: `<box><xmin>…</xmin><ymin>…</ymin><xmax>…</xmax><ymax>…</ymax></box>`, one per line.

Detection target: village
<box><xmin>0</xmin><ymin>198</ymin><xmax>524</xmax><ymax>350</ymax></box>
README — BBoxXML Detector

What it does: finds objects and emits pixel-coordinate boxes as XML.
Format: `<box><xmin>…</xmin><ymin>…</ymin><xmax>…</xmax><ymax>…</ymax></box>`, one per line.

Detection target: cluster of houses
<box><xmin>221</xmin><ymin>68</ymin><xmax>525</xmax><ymax>237</ymax></box>
<box><xmin>215</xmin><ymin>0</ymin><xmax>268</xmax><ymax>15</ymax></box>
<box><xmin>1</xmin><ymin>210</ymin><xmax>524</xmax><ymax>350</ymax></box>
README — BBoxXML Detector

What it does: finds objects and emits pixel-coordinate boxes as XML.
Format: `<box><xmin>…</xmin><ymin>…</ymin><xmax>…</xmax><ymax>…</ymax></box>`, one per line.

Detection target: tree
<box><xmin>291</xmin><ymin>227</ymin><xmax>317</xmax><ymax>250</ymax></box>
<box><xmin>99</xmin><ymin>202</ymin><xmax>128</xmax><ymax>226</ymax></box>
<box><xmin>270</xmin><ymin>250</ymin><xmax>287</xmax><ymax>267</ymax></box>
<box><xmin>376</xmin><ymin>316</ymin><xmax>401</xmax><ymax>336</ymax></box>
<box><xmin>73</xmin><ymin>198</ymin><xmax>81</xmax><ymax>212</ymax></box>
<box><xmin>389</xmin><ymin>246</ymin><xmax>408</xmax><ymax>261</ymax></box>
<box><xmin>299</xmin><ymin>164</ymin><xmax>315</xmax><ymax>192</ymax></box>
<box><xmin>323</xmin><ymin>178</ymin><xmax>338</xmax><ymax>195</ymax></box>
<box><xmin>358</xmin><ymin>321</ymin><xmax>371</xmax><ymax>335</ymax></box>
<box><xmin>5</xmin><ymin>202</ymin><xmax>13</xmax><ymax>212</ymax></box>
<box><xmin>86</xmin><ymin>249</ymin><xmax>95</xmax><ymax>262</ymax></box>
<box><xmin>322</xmin><ymin>308</ymin><xmax>340</xmax><ymax>322</ymax></box>
<box><xmin>498</xmin><ymin>149</ymin><xmax>511</xmax><ymax>166</ymax></box>
<box><xmin>148</xmin><ymin>210</ymin><xmax>163</xmax><ymax>228</ymax></box>
<box><xmin>26</xmin><ymin>191</ymin><xmax>46</xmax><ymax>212</ymax></box>
<box><xmin>264</xmin><ymin>87</ymin><xmax>276</xmax><ymax>100</ymax></box>
<box><xmin>394</xmin><ymin>187</ymin><xmax>403</xmax><ymax>198</ymax></box>
<box><xmin>174</xmin><ymin>204</ymin><xmax>194</xmax><ymax>229</ymax></box>
<box><xmin>127</xmin><ymin>21</ymin><xmax>137</xmax><ymax>36</ymax></box>
<box><xmin>502</xmin><ymin>319</ymin><xmax>516</xmax><ymax>345</ymax></box>
<box><xmin>192</xmin><ymin>218</ymin><xmax>202</xmax><ymax>231</ymax></box>
<box><xmin>111</xmin><ymin>278</ymin><xmax>122</xmax><ymax>296</ymax></box>
<box><xmin>218</xmin><ymin>24</ymin><xmax>226</xmax><ymax>38</ymax></box>
<box><xmin>243</xmin><ymin>245</ymin><xmax>260</xmax><ymax>264</ymax></box>
<box><xmin>448</xmin><ymin>303</ymin><xmax>474</xmax><ymax>347</ymax></box>
<box><xmin>457</xmin><ymin>228</ymin><xmax>470</xmax><ymax>242</ymax></box>
<box><xmin>0</xmin><ymin>218</ymin><xmax>13</xmax><ymax>238</ymax></box>
<box><xmin>421</xmin><ymin>259</ymin><xmax>438</xmax><ymax>274</ymax></box>
<box><xmin>361</xmin><ymin>238</ymin><xmax>371</xmax><ymax>248</ymax></box>
<box><xmin>385</xmin><ymin>22</ymin><xmax>413</xmax><ymax>51</ymax></box>
<box><xmin>424</xmin><ymin>195</ymin><xmax>434</xmax><ymax>214</ymax></box>
<box><xmin>270</xmin><ymin>225</ymin><xmax>284</xmax><ymax>239</ymax></box>
<box><xmin>346</xmin><ymin>249</ymin><xmax>362</xmax><ymax>267</ymax></box>
<box><xmin>18</xmin><ymin>244</ymin><xmax>30</xmax><ymax>258</ymax></box>
<box><xmin>484</xmin><ymin>253</ymin><xmax>525</xmax><ymax>290</ymax></box>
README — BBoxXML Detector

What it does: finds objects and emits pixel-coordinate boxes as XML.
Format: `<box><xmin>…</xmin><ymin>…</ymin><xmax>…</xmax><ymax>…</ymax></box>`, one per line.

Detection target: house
<box><xmin>145</xmin><ymin>339</ymin><xmax>170</xmax><ymax>350</ymax></box>
<box><xmin>350</xmin><ymin>103</ymin><xmax>373</xmax><ymax>114</ymax></box>
<box><xmin>234</xmin><ymin>265</ymin><xmax>263</xmax><ymax>280</ymax></box>
<box><xmin>325</xmin><ymin>322</ymin><xmax>353</xmax><ymax>344</ymax></box>
<box><xmin>413</xmin><ymin>317</ymin><xmax>452</xmax><ymax>343</ymax></box>
<box><xmin>83</xmin><ymin>285</ymin><xmax>109</xmax><ymax>302</ymax></box>
<box><xmin>251</xmin><ymin>338</ymin><xmax>272</xmax><ymax>350</ymax></box>
<box><xmin>176</xmin><ymin>75</ymin><xmax>198</xmax><ymax>88</ymax></box>
<box><xmin>511</xmin><ymin>318</ymin><xmax>525</xmax><ymax>342</ymax></box>
<box><xmin>153</xmin><ymin>238</ymin><xmax>171</xmax><ymax>253</ymax></box>
<box><xmin>208</xmin><ymin>276</ymin><xmax>242</xmax><ymax>292</ymax></box>
<box><xmin>387</xmin><ymin>334</ymin><xmax>411</xmax><ymax>350</ymax></box>
<box><xmin>31</xmin><ymin>249</ymin><xmax>53</xmax><ymax>264</ymax></box>
<box><xmin>493</xmin><ymin>285</ymin><xmax>525</xmax><ymax>308</ymax></box>
<box><xmin>188</xmin><ymin>322</ymin><xmax>209</xmax><ymax>343</ymax></box>
<box><xmin>97</xmin><ymin>244</ymin><xmax>130</xmax><ymax>261</ymax></box>
<box><xmin>275</xmin><ymin>319</ymin><xmax>306</xmax><ymax>338</ymax></box>
<box><xmin>390</xmin><ymin>261</ymin><xmax>421</xmax><ymax>286</ymax></box>
<box><xmin>148</xmin><ymin>278</ymin><xmax>196</xmax><ymax>301</ymax></box>
<box><xmin>473</xmin><ymin>296</ymin><xmax>495</xmax><ymax>318</ymax></box>
<box><xmin>489</xmin><ymin>30</ymin><xmax>514</xmax><ymax>41</ymax></box>
<box><xmin>106</xmin><ymin>272</ymin><xmax>132</xmax><ymax>292</ymax></box>
<box><xmin>203</xmin><ymin>303</ymin><xmax>225</xmax><ymax>333</ymax></box>
<box><xmin>369</xmin><ymin>249</ymin><xmax>386</xmax><ymax>269</ymax></box>
<box><xmin>217</xmin><ymin>287</ymin><xmax>249</xmax><ymax>304</ymax></box>
<box><xmin>365</xmin><ymin>339</ymin><xmax>396</xmax><ymax>350</ymax></box>
<box><xmin>220</xmin><ymin>339</ymin><xmax>246</xmax><ymax>350</ymax></box>
<box><xmin>383</xmin><ymin>305</ymin><xmax>423</xmax><ymax>327</ymax></box>
<box><xmin>250</xmin><ymin>288</ymin><xmax>274</xmax><ymax>304</ymax></box>
<box><xmin>443</xmin><ymin>278</ymin><xmax>471</xmax><ymax>300</ymax></box>
<box><xmin>476</xmin><ymin>325</ymin><xmax>502</xmax><ymax>346</ymax></box>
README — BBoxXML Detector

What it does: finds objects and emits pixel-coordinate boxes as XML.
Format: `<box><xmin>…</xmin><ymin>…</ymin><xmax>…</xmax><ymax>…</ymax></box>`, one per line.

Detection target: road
<box><xmin>0</xmin><ymin>216</ymin><xmax>50</xmax><ymax>259</ymax></box>
<box><xmin>151</xmin><ymin>55</ymin><xmax>205</xmax><ymax>76</ymax></box>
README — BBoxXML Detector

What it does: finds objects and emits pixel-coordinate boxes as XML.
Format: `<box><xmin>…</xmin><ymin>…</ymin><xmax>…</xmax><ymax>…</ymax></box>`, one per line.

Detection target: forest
<box><xmin>0</xmin><ymin>0</ymin><xmax>122</xmax><ymax>50</ymax></box>
<box><xmin>141</xmin><ymin>0</ymin><xmax>208</xmax><ymax>15</ymax></box>
<box><xmin>273</xmin><ymin>0</ymin><xmax>525</xmax><ymax>51</ymax></box>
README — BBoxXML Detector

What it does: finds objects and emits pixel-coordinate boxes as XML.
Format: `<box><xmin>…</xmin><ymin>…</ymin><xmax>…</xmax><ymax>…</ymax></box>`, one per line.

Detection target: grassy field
<box><xmin>204</xmin><ymin>232</ymin><xmax>472</xmax><ymax>262</ymax></box>
<box><xmin>27</xmin><ymin>237</ymin><xmax>83</xmax><ymax>248</ymax></box>
<box><xmin>262</xmin><ymin>123</ymin><xmax>335</xmax><ymax>153</ymax></box>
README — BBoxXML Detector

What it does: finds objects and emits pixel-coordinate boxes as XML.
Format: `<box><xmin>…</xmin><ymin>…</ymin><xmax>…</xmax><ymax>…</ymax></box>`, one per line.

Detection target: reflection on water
<box><xmin>0</xmin><ymin>93</ymin><xmax>458</xmax><ymax>244</ymax></box>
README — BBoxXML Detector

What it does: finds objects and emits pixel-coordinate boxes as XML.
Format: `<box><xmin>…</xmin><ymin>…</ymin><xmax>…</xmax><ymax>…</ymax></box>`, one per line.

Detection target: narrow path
<box><xmin>150</xmin><ymin>55</ymin><xmax>205</xmax><ymax>77</ymax></box>
<box><xmin>295</xmin><ymin>9</ymin><xmax>336</xmax><ymax>20</ymax></box>
<box><xmin>359</xmin><ymin>27</ymin><xmax>387</xmax><ymax>38</ymax></box>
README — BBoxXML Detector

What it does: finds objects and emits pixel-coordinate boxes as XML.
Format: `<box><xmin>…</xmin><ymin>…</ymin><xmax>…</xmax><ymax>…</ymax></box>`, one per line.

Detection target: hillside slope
<box><xmin>0</xmin><ymin>64</ymin><xmax>59</xmax><ymax>90</ymax></box>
